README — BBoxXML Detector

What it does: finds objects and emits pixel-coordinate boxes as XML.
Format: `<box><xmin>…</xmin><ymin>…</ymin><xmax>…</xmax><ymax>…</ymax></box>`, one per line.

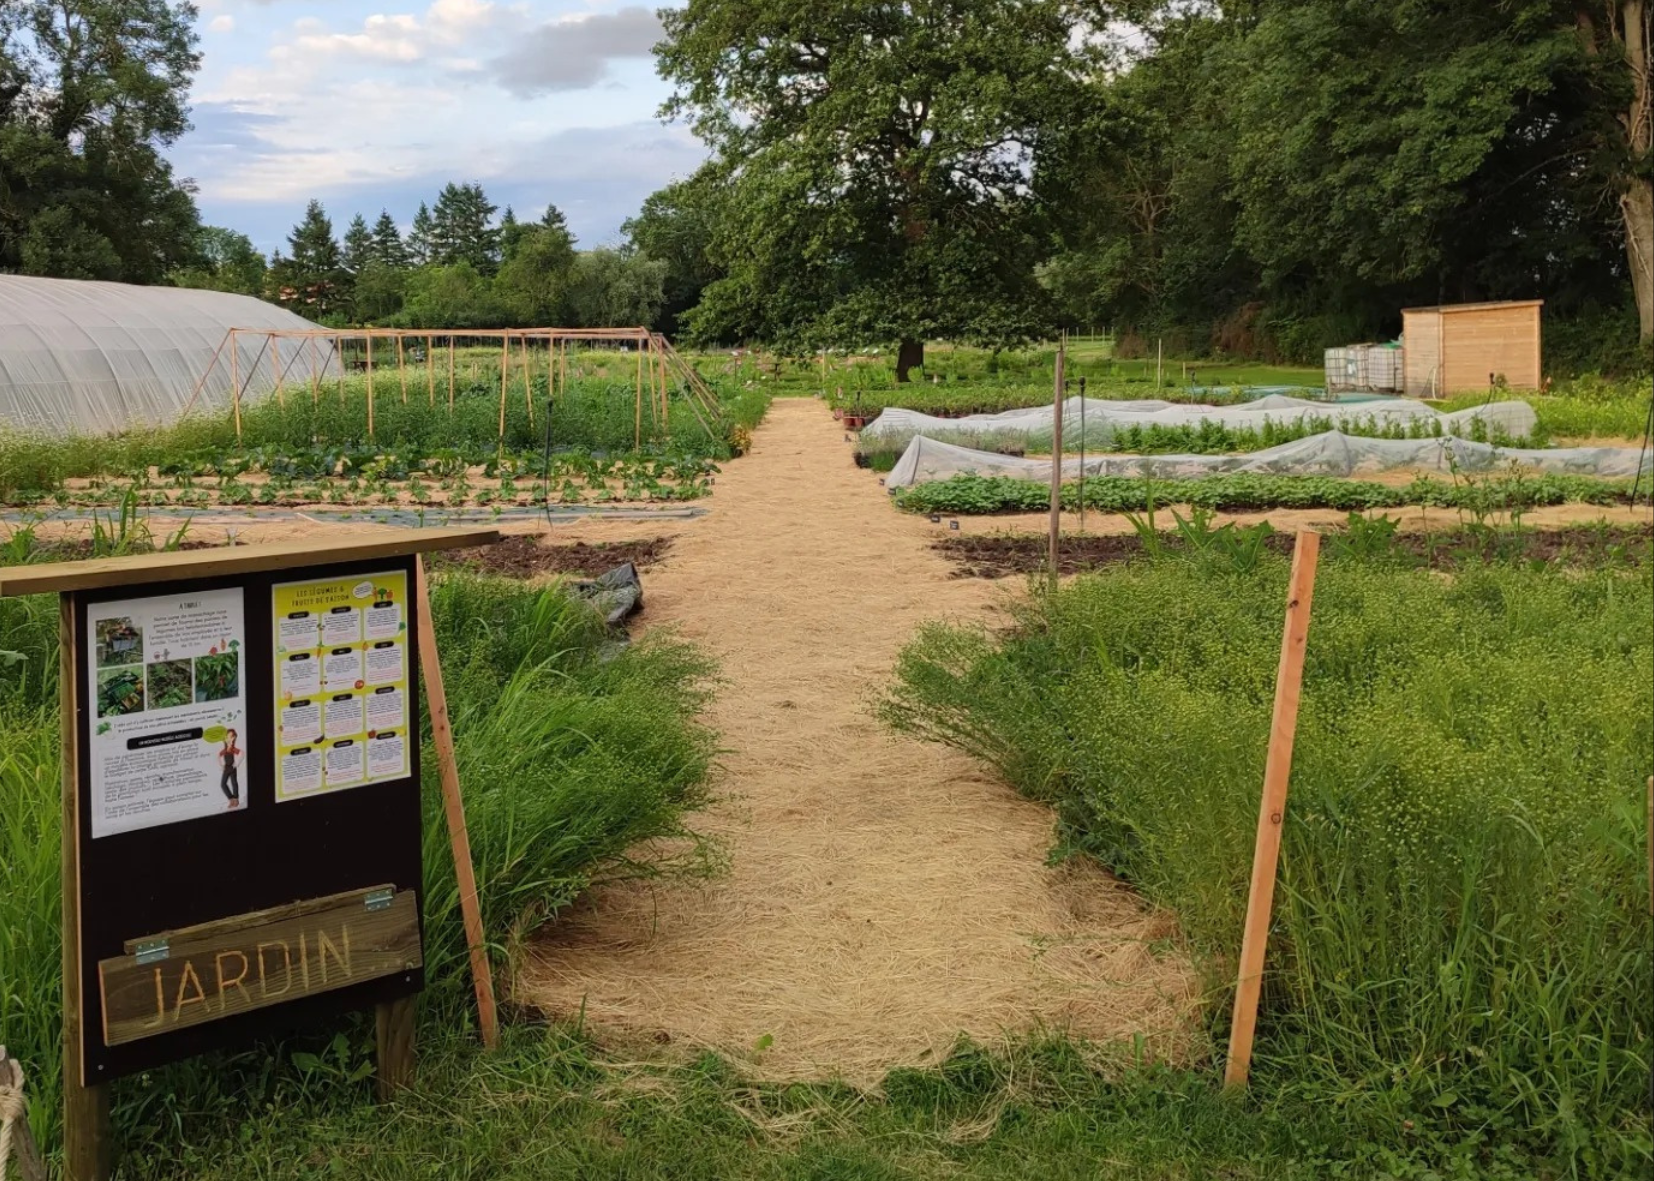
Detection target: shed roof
<box><xmin>1400</xmin><ymin>299</ymin><xmax>1544</xmax><ymax>315</ymax></box>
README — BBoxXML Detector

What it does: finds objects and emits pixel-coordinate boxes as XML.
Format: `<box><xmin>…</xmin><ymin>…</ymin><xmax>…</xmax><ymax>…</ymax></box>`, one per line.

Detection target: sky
<box><xmin>172</xmin><ymin>0</ymin><xmax>707</xmax><ymax>254</ymax></box>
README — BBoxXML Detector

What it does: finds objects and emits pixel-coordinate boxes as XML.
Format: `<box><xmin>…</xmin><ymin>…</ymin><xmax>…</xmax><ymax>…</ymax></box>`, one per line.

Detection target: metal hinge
<box><xmin>135</xmin><ymin>938</ymin><xmax>170</xmax><ymax>965</ymax></box>
<box><xmin>364</xmin><ymin>888</ymin><xmax>395</xmax><ymax>912</ymax></box>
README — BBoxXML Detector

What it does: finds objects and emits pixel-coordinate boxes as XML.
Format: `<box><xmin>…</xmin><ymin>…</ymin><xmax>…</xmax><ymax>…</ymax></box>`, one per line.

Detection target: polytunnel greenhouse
<box><xmin>0</xmin><ymin>275</ymin><xmax>336</xmax><ymax>436</ymax></box>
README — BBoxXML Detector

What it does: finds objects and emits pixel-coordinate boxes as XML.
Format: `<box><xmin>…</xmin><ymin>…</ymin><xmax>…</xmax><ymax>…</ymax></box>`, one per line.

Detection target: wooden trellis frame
<box><xmin>181</xmin><ymin>327</ymin><xmax>723</xmax><ymax>446</ymax></box>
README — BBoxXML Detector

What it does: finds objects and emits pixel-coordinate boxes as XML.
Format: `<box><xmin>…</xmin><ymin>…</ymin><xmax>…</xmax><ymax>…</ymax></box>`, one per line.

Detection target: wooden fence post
<box><xmin>1224</xmin><ymin>530</ymin><xmax>1321</xmax><ymax>1088</ymax></box>
<box><xmin>1046</xmin><ymin>338</ymin><xmax>1066</xmax><ymax>591</ymax></box>
<box><xmin>413</xmin><ymin>558</ymin><xmax>499</xmax><ymax>1049</ymax></box>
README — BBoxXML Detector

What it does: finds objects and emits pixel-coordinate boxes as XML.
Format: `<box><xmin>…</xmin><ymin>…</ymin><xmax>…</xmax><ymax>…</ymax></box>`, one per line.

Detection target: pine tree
<box><xmin>280</xmin><ymin>200</ymin><xmax>344</xmax><ymax>318</ymax></box>
<box><xmin>408</xmin><ymin>202</ymin><xmax>436</xmax><ymax>266</ymax></box>
<box><xmin>341</xmin><ymin>213</ymin><xmax>372</xmax><ymax>274</ymax></box>
<box><xmin>499</xmin><ymin>205</ymin><xmax>524</xmax><ymax>262</ymax></box>
<box><xmin>370</xmin><ymin>210</ymin><xmax>409</xmax><ymax>270</ymax></box>
<box><xmin>429</xmin><ymin>182</ymin><xmax>501</xmax><ymax>273</ymax></box>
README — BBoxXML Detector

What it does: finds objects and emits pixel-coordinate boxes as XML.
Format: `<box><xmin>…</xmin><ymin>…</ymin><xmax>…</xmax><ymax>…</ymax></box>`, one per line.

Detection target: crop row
<box><xmin>891</xmin><ymin>472</ymin><xmax>1638</xmax><ymax>515</ymax></box>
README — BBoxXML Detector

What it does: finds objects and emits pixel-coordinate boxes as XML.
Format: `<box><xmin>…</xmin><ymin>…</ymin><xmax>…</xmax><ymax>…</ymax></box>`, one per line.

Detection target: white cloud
<box><xmin>492</xmin><ymin>7</ymin><xmax>661</xmax><ymax>96</ymax></box>
<box><xmin>209</xmin><ymin>15</ymin><xmax>235</xmax><ymax>33</ymax></box>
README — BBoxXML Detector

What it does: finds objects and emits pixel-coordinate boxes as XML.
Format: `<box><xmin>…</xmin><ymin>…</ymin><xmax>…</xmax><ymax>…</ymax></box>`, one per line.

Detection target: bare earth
<box><xmin>516</xmin><ymin>399</ymin><xmax>1199</xmax><ymax>1082</ymax></box>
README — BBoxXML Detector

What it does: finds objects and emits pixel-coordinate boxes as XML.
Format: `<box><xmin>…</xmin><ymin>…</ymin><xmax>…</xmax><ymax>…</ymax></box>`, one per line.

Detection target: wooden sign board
<box><xmin>99</xmin><ymin>886</ymin><xmax>420</xmax><ymax>1047</ymax></box>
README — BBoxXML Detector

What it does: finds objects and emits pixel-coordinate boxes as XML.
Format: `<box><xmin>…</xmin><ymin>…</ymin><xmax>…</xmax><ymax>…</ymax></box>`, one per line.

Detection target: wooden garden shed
<box><xmin>1400</xmin><ymin>299</ymin><xmax>1542</xmax><ymax>397</ymax></box>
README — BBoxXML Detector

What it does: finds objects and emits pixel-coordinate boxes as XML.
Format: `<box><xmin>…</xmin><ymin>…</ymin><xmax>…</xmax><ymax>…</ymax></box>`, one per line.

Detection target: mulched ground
<box><xmin>936</xmin><ymin>524</ymin><xmax>1654</xmax><ymax>578</ymax></box>
<box><xmin>430</xmin><ymin>535</ymin><xmax>673</xmax><ymax>579</ymax></box>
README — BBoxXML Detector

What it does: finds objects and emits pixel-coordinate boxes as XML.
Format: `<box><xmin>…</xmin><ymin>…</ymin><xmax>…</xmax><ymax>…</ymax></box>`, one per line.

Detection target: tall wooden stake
<box><xmin>1046</xmin><ymin>337</ymin><xmax>1066</xmax><ymax>591</ymax></box>
<box><xmin>447</xmin><ymin>337</ymin><xmax>456</xmax><ymax>412</ymax></box>
<box><xmin>61</xmin><ymin>596</ymin><xmax>111</xmax><ymax>1181</ymax></box>
<box><xmin>374</xmin><ymin>997</ymin><xmax>416</xmax><ymax>1102</ymax></box>
<box><xmin>397</xmin><ymin>335</ymin><xmax>408</xmax><ymax>405</ymax></box>
<box><xmin>309</xmin><ymin>339</ymin><xmax>320</xmax><ymax>405</ymax></box>
<box><xmin>413</xmin><ymin>558</ymin><xmax>499</xmax><ymax>1048</ymax></box>
<box><xmin>229</xmin><ymin>331</ymin><xmax>242</xmax><ymax>442</ymax></box>
<box><xmin>499</xmin><ymin>336</ymin><xmax>511</xmax><ymax>440</ymax></box>
<box><xmin>426</xmin><ymin>335</ymin><xmax>435</xmax><ymax>407</ymax></box>
<box><xmin>520</xmin><ymin>336</ymin><xmax>535</xmax><ymax>429</ymax></box>
<box><xmin>366</xmin><ymin>336</ymin><xmax>376</xmax><ymax>439</ymax></box>
<box><xmin>635</xmin><ymin>343</ymin><xmax>644</xmax><ymax>448</ymax></box>
<box><xmin>1224</xmin><ymin>530</ymin><xmax>1321</xmax><ymax>1089</ymax></box>
<box><xmin>272</xmin><ymin>336</ymin><xmax>285</xmax><ymax>407</ymax></box>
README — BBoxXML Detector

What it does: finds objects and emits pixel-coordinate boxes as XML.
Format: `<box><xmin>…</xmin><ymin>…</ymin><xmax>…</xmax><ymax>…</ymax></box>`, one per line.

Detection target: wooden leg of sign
<box><xmin>1223</xmin><ymin>531</ymin><xmax>1320</xmax><ymax>1089</ymax></box>
<box><xmin>60</xmin><ymin>597</ymin><xmax>111</xmax><ymax>1181</ymax></box>
<box><xmin>413</xmin><ymin>558</ymin><xmax>499</xmax><ymax>1048</ymax></box>
<box><xmin>374</xmin><ymin>997</ymin><xmax>416</xmax><ymax>1101</ymax></box>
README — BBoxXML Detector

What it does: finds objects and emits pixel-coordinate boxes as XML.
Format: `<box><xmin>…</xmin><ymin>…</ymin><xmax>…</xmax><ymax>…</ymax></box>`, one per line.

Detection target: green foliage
<box><xmin>892</xmin><ymin>471</ymin><xmax>1636</xmax><ymax>516</ymax></box>
<box><xmin>0</xmin><ymin>0</ymin><xmax>203</xmax><ymax>282</ymax></box>
<box><xmin>883</xmin><ymin>561</ymin><xmax>1654</xmax><ymax>1171</ymax></box>
<box><xmin>658</xmin><ymin>0</ymin><xmax>1092</xmax><ymax>362</ymax></box>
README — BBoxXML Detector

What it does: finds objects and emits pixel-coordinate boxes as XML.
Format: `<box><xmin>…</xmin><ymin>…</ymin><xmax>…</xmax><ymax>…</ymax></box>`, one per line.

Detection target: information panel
<box><xmin>84</xmin><ymin>588</ymin><xmax>249</xmax><ymax>838</ymax></box>
<box><xmin>272</xmin><ymin>570</ymin><xmax>411</xmax><ymax>801</ymax></box>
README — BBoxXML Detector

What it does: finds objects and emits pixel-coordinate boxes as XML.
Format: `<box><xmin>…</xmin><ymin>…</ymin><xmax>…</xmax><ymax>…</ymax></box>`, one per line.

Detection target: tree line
<box><xmin>4</xmin><ymin>1</ymin><xmax>1650</xmax><ymax>379</ymax></box>
<box><xmin>173</xmin><ymin>184</ymin><xmax>668</xmax><ymax>330</ymax></box>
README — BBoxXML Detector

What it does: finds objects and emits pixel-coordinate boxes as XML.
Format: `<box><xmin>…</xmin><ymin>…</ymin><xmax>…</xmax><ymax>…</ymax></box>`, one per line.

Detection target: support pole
<box><xmin>448</xmin><ymin>337</ymin><xmax>456</xmax><ymax>412</ymax></box>
<box><xmin>397</xmin><ymin>334</ymin><xmax>408</xmax><ymax>405</ymax></box>
<box><xmin>272</xmin><ymin>335</ymin><xmax>285</xmax><ymax>407</ymax></box>
<box><xmin>1224</xmin><ymin>530</ymin><xmax>1321</xmax><ymax>1089</ymax></box>
<box><xmin>1046</xmin><ymin>337</ymin><xmax>1066</xmax><ymax>591</ymax></box>
<box><xmin>374</xmin><ymin>997</ymin><xmax>416</xmax><ymax>1102</ymax></box>
<box><xmin>499</xmin><ymin>335</ymin><xmax>510</xmax><ymax>441</ymax></box>
<box><xmin>414</xmin><ymin>558</ymin><xmax>499</xmax><ymax>1048</ymax></box>
<box><xmin>635</xmin><ymin>342</ymin><xmax>644</xmax><ymax>449</ymax></box>
<box><xmin>426</xmin><ymin>335</ymin><xmax>435</xmax><ymax>407</ymax></box>
<box><xmin>61</xmin><ymin>596</ymin><xmax>112</xmax><ymax>1181</ymax></box>
<box><xmin>367</xmin><ymin>335</ymin><xmax>376</xmax><ymax>439</ymax></box>
<box><xmin>519</xmin><ymin>335</ymin><xmax>534</xmax><ymax>429</ymax></box>
<box><xmin>1078</xmin><ymin>375</ymin><xmax>1087</xmax><ymax>535</ymax></box>
<box><xmin>229</xmin><ymin>330</ymin><xmax>241</xmax><ymax>442</ymax></box>
<box><xmin>309</xmin><ymin>338</ymin><xmax>320</xmax><ymax>405</ymax></box>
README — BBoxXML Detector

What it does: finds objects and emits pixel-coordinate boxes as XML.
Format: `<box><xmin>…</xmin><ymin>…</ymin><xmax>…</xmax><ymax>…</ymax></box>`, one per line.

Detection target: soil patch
<box><xmin>936</xmin><ymin>524</ymin><xmax>1654</xmax><ymax>578</ymax></box>
<box><xmin>429</xmin><ymin>535</ymin><xmax>673</xmax><ymax>579</ymax></box>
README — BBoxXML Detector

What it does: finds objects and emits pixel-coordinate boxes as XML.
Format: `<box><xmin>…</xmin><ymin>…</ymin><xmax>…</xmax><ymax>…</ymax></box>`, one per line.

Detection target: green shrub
<box><xmin>883</xmin><ymin>560</ymin><xmax>1653</xmax><ymax>1170</ymax></box>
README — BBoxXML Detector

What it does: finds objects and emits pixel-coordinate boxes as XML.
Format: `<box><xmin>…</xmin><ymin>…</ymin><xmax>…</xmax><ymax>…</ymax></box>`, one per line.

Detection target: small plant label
<box><xmin>85</xmin><ymin>589</ymin><xmax>249</xmax><ymax>838</ymax></box>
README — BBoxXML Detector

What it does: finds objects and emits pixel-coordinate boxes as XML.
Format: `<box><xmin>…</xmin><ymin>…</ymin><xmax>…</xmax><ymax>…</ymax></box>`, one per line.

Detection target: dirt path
<box><xmin>518</xmin><ymin>400</ymin><xmax>1196</xmax><ymax>1082</ymax></box>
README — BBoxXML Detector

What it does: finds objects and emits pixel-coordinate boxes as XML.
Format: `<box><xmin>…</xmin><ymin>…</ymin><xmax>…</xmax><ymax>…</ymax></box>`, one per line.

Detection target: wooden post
<box><xmin>413</xmin><ymin>558</ymin><xmax>499</xmax><ymax>1048</ymax></box>
<box><xmin>498</xmin><ymin>335</ymin><xmax>510</xmax><ymax>441</ymax></box>
<box><xmin>1046</xmin><ymin>339</ymin><xmax>1066</xmax><ymax>591</ymax></box>
<box><xmin>0</xmin><ymin>1046</ymin><xmax>48</xmax><ymax>1181</ymax></box>
<box><xmin>397</xmin><ymin>335</ymin><xmax>408</xmax><ymax>405</ymax></box>
<box><xmin>1224</xmin><ymin>530</ymin><xmax>1321</xmax><ymax>1089</ymax></box>
<box><xmin>272</xmin><ymin>335</ymin><xmax>285</xmax><ymax>407</ymax></box>
<box><xmin>338</xmin><ymin>334</ymin><xmax>347</xmax><ymax>408</ymax></box>
<box><xmin>366</xmin><ymin>335</ymin><xmax>376</xmax><ymax>439</ymax></box>
<box><xmin>520</xmin><ymin>336</ymin><xmax>534</xmax><ymax>429</ymax></box>
<box><xmin>635</xmin><ymin>342</ymin><xmax>644</xmax><ymax>448</ymax></box>
<box><xmin>374</xmin><ymin>996</ymin><xmax>416</xmax><ymax>1102</ymax></box>
<box><xmin>447</xmin><ymin>337</ymin><xmax>456</xmax><ymax>412</ymax></box>
<box><xmin>61</xmin><ymin>596</ymin><xmax>112</xmax><ymax>1181</ymax></box>
<box><xmin>229</xmin><ymin>331</ymin><xmax>242</xmax><ymax>442</ymax></box>
<box><xmin>309</xmin><ymin>339</ymin><xmax>320</xmax><ymax>405</ymax></box>
<box><xmin>426</xmin><ymin>335</ymin><xmax>435</xmax><ymax>407</ymax></box>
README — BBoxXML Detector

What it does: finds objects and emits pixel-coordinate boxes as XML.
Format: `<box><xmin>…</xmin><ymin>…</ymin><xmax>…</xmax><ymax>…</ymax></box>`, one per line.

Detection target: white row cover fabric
<box><xmin>0</xmin><ymin>275</ymin><xmax>338</xmax><ymax>436</ymax></box>
<box><xmin>861</xmin><ymin>394</ymin><xmax>1538</xmax><ymax>449</ymax></box>
<box><xmin>884</xmin><ymin>431</ymin><xmax>1653</xmax><ymax>488</ymax></box>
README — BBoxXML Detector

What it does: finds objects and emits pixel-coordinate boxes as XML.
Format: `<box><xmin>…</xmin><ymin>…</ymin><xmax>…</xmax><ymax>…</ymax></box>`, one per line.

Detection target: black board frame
<box><xmin>71</xmin><ymin>555</ymin><xmax>424</xmax><ymax>1084</ymax></box>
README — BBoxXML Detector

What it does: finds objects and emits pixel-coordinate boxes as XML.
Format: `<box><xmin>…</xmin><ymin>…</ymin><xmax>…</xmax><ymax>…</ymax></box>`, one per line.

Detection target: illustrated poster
<box><xmin>85</xmin><ymin>589</ymin><xmax>249</xmax><ymax>838</ymax></box>
<box><xmin>272</xmin><ymin>570</ymin><xmax>410</xmax><ymax>801</ymax></box>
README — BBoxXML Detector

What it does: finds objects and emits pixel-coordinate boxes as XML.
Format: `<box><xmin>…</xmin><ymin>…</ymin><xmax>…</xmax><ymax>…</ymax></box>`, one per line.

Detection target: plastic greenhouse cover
<box><xmin>859</xmin><ymin>395</ymin><xmax>1539</xmax><ymax>450</ymax></box>
<box><xmin>884</xmin><ymin>431</ymin><xmax>1654</xmax><ymax>488</ymax></box>
<box><xmin>0</xmin><ymin>275</ymin><xmax>341</xmax><ymax>436</ymax></box>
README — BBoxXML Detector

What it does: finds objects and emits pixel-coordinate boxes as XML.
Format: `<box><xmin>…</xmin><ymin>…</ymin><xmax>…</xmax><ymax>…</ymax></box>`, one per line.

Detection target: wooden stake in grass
<box><xmin>448</xmin><ymin>336</ymin><xmax>456</xmax><ymax>412</ymax></box>
<box><xmin>397</xmin><ymin>334</ymin><xmax>409</xmax><ymax>405</ymax></box>
<box><xmin>426</xmin><ymin>334</ymin><xmax>435</xmax><ymax>407</ymax></box>
<box><xmin>413</xmin><ymin>557</ymin><xmax>498</xmax><ymax>1049</ymax></box>
<box><xmin>1046</xmin><ymin>336</ymin><xmax>1066</xmax><ymax>591</ymax></box>
<box><xmin>1224</xmin><ymin>530</ymin><xmax>1321</xmax><ymax>1089</ymax></box>
<box><xmin>229</xmin><ymin>330</ymin><xmax>242</xmax><ymax>442</ymax></box>
<box><xmin>498</xmin><ymin>335</ymin><xmax>510</xmax><ymax>441</ymax></box>
<box><xmin>272</xmin><ymin>335</ymin><xmax>284</xmax><ymax>407</ymax></box>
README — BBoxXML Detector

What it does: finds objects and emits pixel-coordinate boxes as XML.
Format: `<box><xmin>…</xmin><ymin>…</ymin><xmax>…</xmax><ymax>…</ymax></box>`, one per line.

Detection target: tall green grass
<box><xmin>0</xmin><ymin>572</ymin><xmax>717</xmax><ymax>1157</ymax></box>
<box><xmin>883</xmin><ymin>561</ymin><xmax>1653</xmax><ymax>1172</ymax></box>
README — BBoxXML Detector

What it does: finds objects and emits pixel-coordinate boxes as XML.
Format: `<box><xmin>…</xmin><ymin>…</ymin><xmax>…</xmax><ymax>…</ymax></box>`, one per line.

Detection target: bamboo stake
<box><xmin>498</xmin><ymin>335</ymin><xmax>509</xmax><ymax>440</ymax></box>
<box><xmin>397</xmin><ymin>335</ymin><xmax>408</xmax><ymax>405</ymax></box>
<box><xmin>338</xmin><ymin>334</ymin><xmax>347</xmax><ymax>407</ymax></box>
<box><xmin>425</xmin><ymin>335</ymin><xmax>435</xmax><ymax>407</ymax></box>
<box><xmin>414</xmin><ymin>558</ymin><xmax>500</xmax><ymax>1049</ymax></box>
<box><xmin>272</xmin><ymin>335</ymin><xmax>285</xmax><ymax>406</ymax></box>
<box><xmin>519</xmin><ymin>335</ymin><xmax>534</xmax><ymax>428</ymax></box>
<box><xmin>230</xmin><ymin>330</ymin><xmax>242</xmax><ymax>441</ymax></box>
<box><xmin>635</xmin><ymin>342</ymin><xmax>644</xmax><ymax>448</ymax></box>
<box><xmin>309</xmin><ymin>338</ymin><xmax>320</xmax><ymax>405</ymax></box>
<box><xmin>448</xmin><ymin>336</ymin><xmax>456</xmax><ymax>412</ymax></box>
<box><xmin>1224</xmin><ymin>530</ymin><xmax>1322</xmax><ymax>1089</ymax></box>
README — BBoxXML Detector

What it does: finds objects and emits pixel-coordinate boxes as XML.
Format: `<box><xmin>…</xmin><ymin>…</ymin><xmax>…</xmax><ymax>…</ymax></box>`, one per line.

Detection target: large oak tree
<box><xmin>656</xmin><ymin>0</ymin><xmax>1099</xmax><ymax>378</ymax></box>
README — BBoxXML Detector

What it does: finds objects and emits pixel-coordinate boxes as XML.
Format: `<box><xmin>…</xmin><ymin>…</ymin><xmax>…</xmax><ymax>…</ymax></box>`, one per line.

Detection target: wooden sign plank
<box><xmin>98</xmin><ymin>890</ymin><xmax>421</xmax><ymax>1048</ymax></box>
<box><xmin>0</xmin><ymin>527</ymin><xmax>500</xmax><ymax>598</ymax></box>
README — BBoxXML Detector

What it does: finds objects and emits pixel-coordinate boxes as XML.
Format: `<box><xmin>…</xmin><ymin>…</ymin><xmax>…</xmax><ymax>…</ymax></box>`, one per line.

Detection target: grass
<box><xmin>881</xmin><ymin>558</ymin><xmax>1654</xmax><ymax>1175</ymax></box>
<box><xmin>0</xmin><ymin>564</ymin><xmax>719</xmax><ymax>1162</ymax></box>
